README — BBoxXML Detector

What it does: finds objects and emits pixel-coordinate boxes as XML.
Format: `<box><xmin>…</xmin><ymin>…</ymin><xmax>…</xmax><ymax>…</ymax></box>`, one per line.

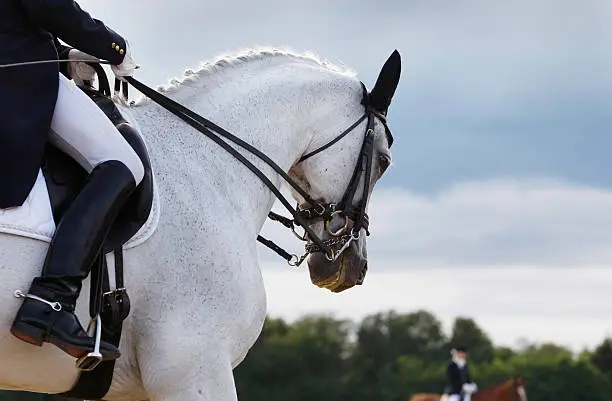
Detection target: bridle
<box><xmin>1</xmin><ymin>55</ymin><xmax>394</xmax><ymax>267</ymax></box>
<box><xmin>296</xmin><ymin>102</ymin><xmax>389</xmax><ymax>264</ymax></box>
<box><xmin>492</xmin><ymin>378</ymin><xmax>525</xmax><ymax>401</ymax></box>
<box><xmin>513</xmin><ymin>379</ymin><xmax>527</xmax><ymax>401</ymax></box>
<box><xmin>122</xmin><ymin>74</ymin><xmax>393</xmax><ymax>267</ymax></box>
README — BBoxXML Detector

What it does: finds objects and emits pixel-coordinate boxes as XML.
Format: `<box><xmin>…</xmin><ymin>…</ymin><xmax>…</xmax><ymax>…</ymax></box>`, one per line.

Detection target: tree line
<box><xmin>2</xmin><ymin>309</ymin><xmax>612</xmax><ymax>401</ymax></box>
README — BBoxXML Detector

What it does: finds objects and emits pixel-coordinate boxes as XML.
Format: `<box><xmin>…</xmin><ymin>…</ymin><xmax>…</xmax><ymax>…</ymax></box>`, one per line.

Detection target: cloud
<box><xmin>260</xmin><ymin>266</ymin><xmax>612</xmax><ymax>351</ymax></box>
<box><xmin>257</xmin><ymin>177</ymin><xmax>612</xmax><ymax>349</ymax></box>
<box><xmin>69</xmin><ymin>0</ymin><xmax>612</xmax><ymax>193</ymax></box>
<box><xmin>78</xmin><ymin>0</ymin><xmax>612</xmax><ymax>92</ymax></box>
<box><xmin>259</xmin><ymin>177</ymin><xmax>612</xmax><ymax>267</ymax></box>
<box><xmin>74</xmin><ymin>0</ymin><xmax>612</xmax><ymax>192</ymax></box>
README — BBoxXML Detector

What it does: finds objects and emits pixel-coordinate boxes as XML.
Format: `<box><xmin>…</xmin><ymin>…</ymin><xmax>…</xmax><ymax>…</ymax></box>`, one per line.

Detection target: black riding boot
<box><xmin>10</xmin><ymin>160</ymin><xmax>136</xmax><ymax>361</ymax></box>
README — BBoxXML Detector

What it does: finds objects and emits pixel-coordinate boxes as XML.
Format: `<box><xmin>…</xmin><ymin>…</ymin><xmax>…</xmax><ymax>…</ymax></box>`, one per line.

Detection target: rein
<box><xmin>2</xmin><ymin>57</ymin><xmax>391</xmax><ymax>267</ymax></box>
<box><xmin>123</xmin><ymin>75</ymin><xmax>385</xmax><ymax>265</ymax></box>
<box><xmin>0</xmin><ymin>59</ymin><xmax>112</xmax><ymax>68</ymax></box>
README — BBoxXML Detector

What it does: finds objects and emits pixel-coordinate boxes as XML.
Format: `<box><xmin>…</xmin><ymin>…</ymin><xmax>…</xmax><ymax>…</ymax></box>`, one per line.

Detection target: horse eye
<box><xmin>378</xmin><ymin>154</ymin><xmax>390</xmax><ymax>173</ymax></box>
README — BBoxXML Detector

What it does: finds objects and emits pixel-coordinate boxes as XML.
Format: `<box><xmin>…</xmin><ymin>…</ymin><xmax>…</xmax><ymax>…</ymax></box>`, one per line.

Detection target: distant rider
<box><xmin>442</xmin><ymin>347</ymin><xmax>478</xmax><ymax>401</ymax></box>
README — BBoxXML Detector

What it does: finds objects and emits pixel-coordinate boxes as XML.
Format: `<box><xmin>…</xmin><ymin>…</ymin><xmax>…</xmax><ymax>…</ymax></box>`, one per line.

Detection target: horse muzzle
<box><xmin>307</xmin><ymin>240</ymin><xmax>367</xmax><ymax>292</ymax></box>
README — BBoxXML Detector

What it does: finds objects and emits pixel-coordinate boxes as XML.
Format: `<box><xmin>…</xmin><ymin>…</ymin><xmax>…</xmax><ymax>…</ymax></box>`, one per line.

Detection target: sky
<box><xmin>76</xmin><ymin>0</ymin><xmax>612</xmax><ymax>352</ymax></box>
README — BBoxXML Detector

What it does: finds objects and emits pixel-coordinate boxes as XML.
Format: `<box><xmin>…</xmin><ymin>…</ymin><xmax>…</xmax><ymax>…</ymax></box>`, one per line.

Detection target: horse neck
<box><xmin>473</xmin><ymin>382</ymin><xmax>509</xmax><ymax>401</ymax></box>
<box><xmin>129</xmin><ymin>55</ymin><xmax>361</xmax><ymax>235</ymax></box>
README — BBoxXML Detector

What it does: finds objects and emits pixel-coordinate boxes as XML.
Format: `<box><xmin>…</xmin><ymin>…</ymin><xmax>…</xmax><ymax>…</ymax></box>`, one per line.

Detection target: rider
<box><xmin>442</xmin><ymin>346</ymin><xmax>478</xmax><ymax>401</ymax></box>
<box><xmin>1</xmin><ymin>0</ymin><xmax>145</xmax><ymax>361</ymax></box>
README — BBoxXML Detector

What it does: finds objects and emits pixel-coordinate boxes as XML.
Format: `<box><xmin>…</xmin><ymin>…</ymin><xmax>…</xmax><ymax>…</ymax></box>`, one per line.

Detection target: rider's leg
<box><xmin>10</xmin><ymin>73</ymin><xmax>145</xmax><ymax>360</ymax></box>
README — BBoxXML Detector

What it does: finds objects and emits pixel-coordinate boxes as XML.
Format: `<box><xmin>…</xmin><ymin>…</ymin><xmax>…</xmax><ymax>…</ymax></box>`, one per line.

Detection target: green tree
<box><xmin>591</xmin><ymin>337</ymin><xmax>612</xmax><ymax>382</ymax></box>
<box><xmin>493</xmin><ymin>346</ymin><xmax>516</xmax><ymax>362</ymax></box>
<box><xmin>6</xmin><ymin>309</ymin><xmax>612</xmax><ymax>401</ymax></box>
<box><xmin>351</xmin><ymin>310</ymin><xmax>447</xmax><ymax>363</ymax></box>
<box><xmin>447</xmin><ymin>317</ymin><xmax>495</xmax><ymax>364</ymax></box>
<box><xmin>518</xmin><ymin>342</ymin><xmax>574</xmax><ymax>361</ymax></box>
<box><xmin>343</xmin><ymin>310</ymin><xmax>447</xmax><ymax>401</ymax></box>
<box><xmin>234</xmin><ymin>315</ymin><xmax>350</xmax><ymax>401</ymax></box>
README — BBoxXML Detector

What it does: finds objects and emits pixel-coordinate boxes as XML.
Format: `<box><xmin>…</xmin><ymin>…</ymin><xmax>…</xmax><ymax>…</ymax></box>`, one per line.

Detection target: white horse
<box><xmin>0</xmin><ymin>46</ymin><xmax>401</xmax><ymax>400</ymax></box>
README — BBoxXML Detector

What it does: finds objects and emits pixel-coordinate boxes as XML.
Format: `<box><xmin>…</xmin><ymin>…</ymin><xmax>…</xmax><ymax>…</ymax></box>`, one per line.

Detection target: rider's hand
<box><xmin>111</xmin><ymin>41</ymin><xmax>137</xmax><ymax>81</ymax></box>
<box><xmin>67</xmin><ymin>49</ymin><xmax>98</xmax><ymax>84</ymax></box>
<box><xmin>462</xmin><ymin>383</ymin><xmax>478</xmax><ymax>394</ymax></box>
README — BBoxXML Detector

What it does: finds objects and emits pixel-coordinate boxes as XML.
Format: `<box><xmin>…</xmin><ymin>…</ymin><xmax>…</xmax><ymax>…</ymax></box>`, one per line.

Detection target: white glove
<box><xmin>111</xmin><ymin>41</ymin><xmax>137</xmax><ymax>81</ymax></box>
<box><xmin>67</xmin><ymin>49</ymin><xmax>98</xmax><ymax>85</ymax></box>
<box><xmin>462</xmin><ymin>383</ymin><xmax>478</xmax><ymax>394</ymax></box>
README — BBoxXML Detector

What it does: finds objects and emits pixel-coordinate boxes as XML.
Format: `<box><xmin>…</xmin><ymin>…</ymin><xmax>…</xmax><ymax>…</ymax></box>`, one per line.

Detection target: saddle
<box><xmin>42</xmin><ymin>66</ymin><xmax>154</xmax><ymax>400</ymax></box>
<box><xmin>43</xmin><ymin>81</ymin><xmax>154</xmax><ymax>252</ymax></box>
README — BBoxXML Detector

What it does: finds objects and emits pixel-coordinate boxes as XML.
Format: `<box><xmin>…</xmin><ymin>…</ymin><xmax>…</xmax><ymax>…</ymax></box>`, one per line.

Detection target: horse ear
<box><xmin>369</xmin><ymin>49</ymin><xmax>401</xmax><ymax>114</ymax></box>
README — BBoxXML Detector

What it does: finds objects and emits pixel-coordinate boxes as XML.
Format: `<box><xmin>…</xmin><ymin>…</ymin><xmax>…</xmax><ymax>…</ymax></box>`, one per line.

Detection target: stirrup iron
<box><xmin>75</xmin><ymin>314</ymin><xmax>103</xmax><ymax>371</ymax></box>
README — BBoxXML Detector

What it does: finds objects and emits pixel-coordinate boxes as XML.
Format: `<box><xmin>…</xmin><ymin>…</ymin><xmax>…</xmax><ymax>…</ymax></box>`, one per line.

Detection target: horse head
<box><xmin>492</xmin><ymin>377</ymin><xmax>527</xmax><ymax>401</ymax></box>
<box><xmin>511</xmin><ymin>376</ymin><xmax>528</xmax><ymax>401</ymax></box>
<box><xmin>288</xmin><ymin>50</ymin><xmax>401</xmax><ymax>292</ymax></box>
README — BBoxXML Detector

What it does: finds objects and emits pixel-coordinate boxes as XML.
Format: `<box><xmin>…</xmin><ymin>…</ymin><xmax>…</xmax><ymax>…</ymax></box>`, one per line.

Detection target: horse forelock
<box><xmin>130</xmin><ymin>46</ymin><xmax>358</xmax><ymax>107</ymax></box>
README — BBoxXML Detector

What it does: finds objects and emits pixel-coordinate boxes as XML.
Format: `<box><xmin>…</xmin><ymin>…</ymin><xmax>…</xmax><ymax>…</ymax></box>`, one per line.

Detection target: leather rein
<box><xmin>108</xmin><ymin>65</ymin><xmax>393</xmax><ymax>267</ymax></box>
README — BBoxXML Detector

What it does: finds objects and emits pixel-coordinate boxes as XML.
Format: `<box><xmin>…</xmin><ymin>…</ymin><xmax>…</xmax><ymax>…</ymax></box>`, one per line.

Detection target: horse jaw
<box><xmin>287</xmin><ymin>51</ymin><xmax>400</xmax><ymax>293</ymax></box>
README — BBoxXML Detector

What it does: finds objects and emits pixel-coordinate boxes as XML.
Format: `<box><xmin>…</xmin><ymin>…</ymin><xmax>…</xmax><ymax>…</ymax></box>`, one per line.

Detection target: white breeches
<box><xmin>49</xmin><ymin>73</ymin><xmax>145</xmax><ymax>185</ymax></box>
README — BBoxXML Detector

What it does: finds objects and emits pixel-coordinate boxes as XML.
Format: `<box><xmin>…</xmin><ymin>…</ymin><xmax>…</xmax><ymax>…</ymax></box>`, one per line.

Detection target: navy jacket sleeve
<box><xmin>445</xmin><ymin>363</ymin><xmax>462</xmax><ymax>394</ymax></box>
<box><xmin>52</xmin><ymin>36</ymin><xmax>72</xmax><ymax>78</ymax></box>
<box><xmin>19</xmin><ymin>0</ymin><xmax>126</xmax><ymax>65</ymax></box>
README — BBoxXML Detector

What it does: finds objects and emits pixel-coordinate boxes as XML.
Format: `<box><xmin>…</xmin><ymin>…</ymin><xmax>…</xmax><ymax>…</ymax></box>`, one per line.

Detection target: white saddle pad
<box><xmin>0</xmin><ymin>168</ymin><xmax>159</xmax><ymax>249</ymax></box>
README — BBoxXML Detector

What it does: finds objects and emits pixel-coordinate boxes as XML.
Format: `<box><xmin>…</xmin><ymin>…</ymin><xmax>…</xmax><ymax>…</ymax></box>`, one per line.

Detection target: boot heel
<box><xmin>10</xmin><ymin>321</ymin><xmax>45</xmax><ymax>346</ymax></box>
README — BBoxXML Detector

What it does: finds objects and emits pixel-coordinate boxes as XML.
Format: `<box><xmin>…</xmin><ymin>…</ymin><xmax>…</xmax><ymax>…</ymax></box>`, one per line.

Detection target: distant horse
<box><xmin>409</xmin><ymin>377</ymin><xmax>528</xmax><ymax>401</ymax></box>
<box><xmin>0</xmin><ymin>47</ymin><xmax>401</xmax><ymax>401</ymax></box>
